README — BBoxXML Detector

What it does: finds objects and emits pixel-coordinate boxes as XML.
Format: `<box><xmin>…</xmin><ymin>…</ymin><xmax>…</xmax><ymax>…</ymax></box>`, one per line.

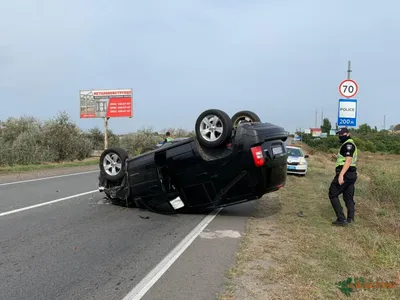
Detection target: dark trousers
<box><xmin>328</xmin><ymin>170</ymin><xmax>358</xmax><ymax>221</ymax></box>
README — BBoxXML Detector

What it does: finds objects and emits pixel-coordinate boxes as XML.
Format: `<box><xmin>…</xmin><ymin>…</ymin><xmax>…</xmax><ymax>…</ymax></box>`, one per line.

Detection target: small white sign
<box><xmin>339</xmin><ymin>101</ymin><xmax>356</xmax><ymax>118</ymax></box>
<box><xmin>170</xmin><ymin>197</ymin><xmax>185</xmax><ymax>210</ymax></box>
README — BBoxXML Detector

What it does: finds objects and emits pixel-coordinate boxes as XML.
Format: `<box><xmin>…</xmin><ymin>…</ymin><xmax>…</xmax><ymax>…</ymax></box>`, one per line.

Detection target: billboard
<box><xmin>312</xmin><ymin>130</ymin><xmax>321</xmax><ymax>137</ymax></box>
<box><xmin>80</xmin><ymin>88</ymin><xmax>133</xmax><ymax>118</ymax></box>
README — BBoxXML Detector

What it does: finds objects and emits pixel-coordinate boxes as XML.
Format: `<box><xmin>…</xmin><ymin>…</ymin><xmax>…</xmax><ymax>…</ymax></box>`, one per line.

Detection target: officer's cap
<box><xmin>336</xmin><ymin>128</ymin><xmax>349</xmax><ymax>135</ymax></box>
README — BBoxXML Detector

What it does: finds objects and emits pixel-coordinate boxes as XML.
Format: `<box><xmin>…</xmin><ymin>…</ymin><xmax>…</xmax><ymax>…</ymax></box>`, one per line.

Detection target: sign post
<box><xmin>80</xmin><ymin>88</ymin><xmax>133</xmax><ymax>150</ymax></box>
<box><xmin>337</xmin><ymin>61</ymin><xmax>358</xmax><ymax>128</ymax></box>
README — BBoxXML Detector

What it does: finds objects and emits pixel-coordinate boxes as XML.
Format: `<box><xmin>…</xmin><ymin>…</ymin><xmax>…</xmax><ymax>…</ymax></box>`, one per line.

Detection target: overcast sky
<box><xmin>1</xmin><ymin>0</ymin><xmax>398</xmax><ymax>134</ymax></box>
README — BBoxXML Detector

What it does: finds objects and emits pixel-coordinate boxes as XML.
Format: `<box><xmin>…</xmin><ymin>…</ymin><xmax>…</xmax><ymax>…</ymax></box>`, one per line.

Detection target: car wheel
<box><xmin>231</xmin><ymin>110</ymin><xmax>261</xmax><ymax>128</ymax></box>
<box><xmin>99</xmin><ymin>147</ymin><xmax>129</xmax><ymax>182</ymax></box>
<box><xmin>195</xmin><ymin>109</ymin><xmax>233</xmax><ymax>148</ymax></box>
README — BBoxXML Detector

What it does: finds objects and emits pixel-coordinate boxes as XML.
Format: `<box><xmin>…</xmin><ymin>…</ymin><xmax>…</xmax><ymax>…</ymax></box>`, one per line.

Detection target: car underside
<box><xmin>98</xmin><ymin>109</ymin><xmax>289</xmax><ymax>214</ymax></box>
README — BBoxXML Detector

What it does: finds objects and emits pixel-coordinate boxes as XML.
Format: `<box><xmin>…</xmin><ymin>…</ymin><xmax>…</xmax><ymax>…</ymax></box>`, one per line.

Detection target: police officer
<box><xmin>162</xmin><ymin>131</ymin><xmax>173</xmax><ymax>144</ymax></box>
<box><xmin>329</xmin><ymin>128</ymin><xmax>358</xmax><ymax>226</ymax></box>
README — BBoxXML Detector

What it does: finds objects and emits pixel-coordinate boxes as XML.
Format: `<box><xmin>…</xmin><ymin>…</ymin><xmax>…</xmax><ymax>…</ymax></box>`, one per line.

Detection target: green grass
<box><xmin>218</xmin><ymin>151</ymin><xmax>400</xmax><ymax>300</ymax></box>
<box><xmin>0</xmin><ymin>158</ymin><xmax>98</xmax><ymax>174</ymax></box>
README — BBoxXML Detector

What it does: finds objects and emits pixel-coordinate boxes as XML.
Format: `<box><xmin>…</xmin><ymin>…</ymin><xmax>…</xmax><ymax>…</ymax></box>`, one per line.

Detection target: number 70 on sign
<box><xmin>339</xmin><ymin>79</ymin><xmax>358</xmax><ymax>98</ymax></box>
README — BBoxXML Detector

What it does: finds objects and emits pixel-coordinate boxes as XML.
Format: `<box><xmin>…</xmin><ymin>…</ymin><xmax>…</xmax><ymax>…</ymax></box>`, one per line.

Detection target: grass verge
<box><xmin>217</xmin><ymin>150</ymin><xmax>400</xmax><ymax>300</ymax></box>
<box><xmin>0</xmin><ymin>158</ymin><xmax>98</xmax><ymax>174</ymax></box>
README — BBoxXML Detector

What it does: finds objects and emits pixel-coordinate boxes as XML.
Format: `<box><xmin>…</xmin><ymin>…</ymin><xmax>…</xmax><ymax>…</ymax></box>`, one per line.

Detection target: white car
<box><xmin>286</xmin><ymin>146</ymin><xmax>309</xmax><ymax>176</ymax></box>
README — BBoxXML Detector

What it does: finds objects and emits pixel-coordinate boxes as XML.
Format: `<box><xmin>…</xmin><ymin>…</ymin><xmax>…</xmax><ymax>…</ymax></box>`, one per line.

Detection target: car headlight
<box><xmin>299</xmin><ymin>158</ymin><xmax>307</xmax><ymax>165</ymax></box>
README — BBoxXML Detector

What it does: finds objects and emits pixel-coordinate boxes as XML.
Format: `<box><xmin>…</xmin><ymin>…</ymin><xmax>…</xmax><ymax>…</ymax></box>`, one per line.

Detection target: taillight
<box><xmin>251</xmin><ymin>146</ymin><xmax>265</xmax><ymax>167</ymax></box>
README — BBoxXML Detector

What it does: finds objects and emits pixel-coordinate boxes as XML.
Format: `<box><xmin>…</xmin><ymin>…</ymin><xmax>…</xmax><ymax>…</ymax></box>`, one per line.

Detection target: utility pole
<box><xmin>384</xmin><ymin>114</ymin><xmax>386</xmax><ymax>130</ymax></box>
<box><xmin>315</xmin><ymin>109</ymin><xmax>318</xmax><ymax>128</ymax></box>
<box><xmin>321</xmin><ymin>109</ymin><xmax>324</xmax><ymax>124</ymax></box>
<box><xmin>347</xmin><ymin>60</ymin><xmax>352</xmax><ymax>79</ymax></box>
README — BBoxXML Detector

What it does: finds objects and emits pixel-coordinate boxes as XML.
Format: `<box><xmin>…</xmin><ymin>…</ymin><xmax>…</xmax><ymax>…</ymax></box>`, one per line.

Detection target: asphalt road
<box><xmin>0</xmin><ymin>171</ymin><xmax>253</xmax><ymax>300</ymax></box>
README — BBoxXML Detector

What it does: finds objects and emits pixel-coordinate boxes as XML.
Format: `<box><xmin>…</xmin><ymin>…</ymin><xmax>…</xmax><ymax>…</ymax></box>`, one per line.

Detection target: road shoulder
<box><xmin>0</xmin><ymin>164</ymin><xmax>98</xmax><ymax>184</ymax></box>
<box><xmin>217</xmin><ymin>152</ymin><xmax>400</xmax><ymax>300</ymax></box>
<box><xmin>141</xmin><ymin>202</ymin><xmax>255</xmax><ymax>300</ymax></box>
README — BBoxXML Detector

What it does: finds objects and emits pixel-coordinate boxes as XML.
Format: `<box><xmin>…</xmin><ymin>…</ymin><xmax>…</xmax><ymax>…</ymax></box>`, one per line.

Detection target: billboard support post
<box><xmin>104</xmin><ymin>117</ymin><xmax>110</xmax><ymax>150</ymax></box>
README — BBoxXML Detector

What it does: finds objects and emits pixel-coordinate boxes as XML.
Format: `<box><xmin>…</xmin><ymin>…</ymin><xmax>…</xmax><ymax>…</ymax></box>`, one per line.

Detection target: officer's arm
<box><xmin>339</xmin><ymin>143</ymin><xmax>355</xmax><ymax>176</ymax></box>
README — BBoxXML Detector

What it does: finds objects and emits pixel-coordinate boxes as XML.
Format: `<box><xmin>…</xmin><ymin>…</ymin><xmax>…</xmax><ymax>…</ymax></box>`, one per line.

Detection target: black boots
<box><xmin>332</xmin><ymin>217</ymin><xmax>354</xmax><ymax>226</ymax></box>
<box><xmin>332</xmin><ymin>219</ymin><xmax>348</xmax><ymax>226</ymax></box>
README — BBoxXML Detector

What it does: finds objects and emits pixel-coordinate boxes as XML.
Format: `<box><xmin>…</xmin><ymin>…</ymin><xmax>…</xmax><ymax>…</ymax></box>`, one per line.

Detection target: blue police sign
<box><xmin>337</xmin><ymin>98</ymin><xmax>357</xmax><ymax>127</ymax></box>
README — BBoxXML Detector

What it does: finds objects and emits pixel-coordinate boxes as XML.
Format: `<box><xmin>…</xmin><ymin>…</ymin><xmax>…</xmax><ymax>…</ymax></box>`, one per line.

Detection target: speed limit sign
<box><xmin>339</xmin><ymin>79</ymin><xmax>358</xmax><ymax>98</ymax></box>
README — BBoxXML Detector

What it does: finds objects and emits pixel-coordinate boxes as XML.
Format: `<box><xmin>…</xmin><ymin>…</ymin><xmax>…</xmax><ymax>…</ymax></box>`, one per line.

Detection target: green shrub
<box><xmin>300</xmin><ymin>125</ymin><xmax>400</xmax><ymax>155</ymax></box>
<box><xmin>119</xmin><ymin>128</ymin><xmax>160</xmax><ymax>156</ymax></box>
<box><xmin>0</xmin><ymin>112</ymin><xmax>94</xmax><ymax>166</ymax></box>
<box><xmin>0</xmin><ymin>112</ymin><xmax>196</xmax><ymax>166</ymax></box>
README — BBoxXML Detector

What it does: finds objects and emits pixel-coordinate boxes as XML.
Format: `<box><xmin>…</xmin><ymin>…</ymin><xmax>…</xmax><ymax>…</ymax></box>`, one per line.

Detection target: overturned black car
<box><xmin>98</xmin><ymin>109</ymin><xmax>288</xmax><ymax>214</ymax></box>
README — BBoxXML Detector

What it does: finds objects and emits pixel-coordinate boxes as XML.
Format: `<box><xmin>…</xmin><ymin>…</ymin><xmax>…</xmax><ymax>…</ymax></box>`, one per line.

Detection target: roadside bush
<box><xmin>84</xmin><ymin>127</ymin><xmax>120</xmax><ymax>150</ymax></box>
<box><xmin>0</xmin><ymin>112</ymin><xmax>195</xmax><ymax>166</ymax></box>
<box><xmin>0</xmin><ymin>112</ymin><xmax>93</xmax><ymax>166</ymax></box>
<box><xmin>10</xmin><ymin>129</ymin><xmax>55</xmax><ymax>165</ymax></box>
<box><xmin>40</xmin><ymin>112</ymin><xmax>94</xmax><ymax>162</ymax></box>
<box><xmin>118</xmin><ymin>127</ymin><xmax>159</xmax><ymax>156</ymax></box>
<box><xmin>301</xmin><ymin>126</ymin><xmax>400</xmax><ymax>154</ymax></box>
<box><xmin>118</xmin><ymin>127</ymin><xmax>195</xmax><ymax>156</ymax></box>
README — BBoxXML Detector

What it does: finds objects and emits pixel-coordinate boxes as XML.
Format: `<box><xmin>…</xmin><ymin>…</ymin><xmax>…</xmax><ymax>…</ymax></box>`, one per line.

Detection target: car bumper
<box><xmin>287</xmin><ymin>164</ymin><xmax>307</xmax><ymax>174</ymax></box>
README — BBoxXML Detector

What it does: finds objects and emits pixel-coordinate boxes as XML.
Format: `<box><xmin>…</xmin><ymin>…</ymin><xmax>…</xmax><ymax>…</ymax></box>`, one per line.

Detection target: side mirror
<box><xmin>304</xmin><ymin>154</ymin><xmax>309</xmax><ymax>158</ymax></box>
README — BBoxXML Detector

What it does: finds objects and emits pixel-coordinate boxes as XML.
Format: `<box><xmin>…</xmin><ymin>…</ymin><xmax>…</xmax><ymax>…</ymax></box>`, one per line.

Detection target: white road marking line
<box><xmin>121</xmin><ymin>207</ymin><xmax>223</xmax><ymax>300</ymax></box>
<box><xmin>0</xmin><ymin>190</ymin><xmax>99</xmax><ymax>217</ymax></box>
<box><xmin>0</xmin><ymin>170</ymin><xmax>99</xmax><ymax>187</ymax></box>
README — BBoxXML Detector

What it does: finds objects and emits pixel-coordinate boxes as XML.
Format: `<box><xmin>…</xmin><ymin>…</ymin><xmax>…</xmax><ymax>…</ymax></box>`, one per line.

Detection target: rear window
<box><xmin>287</xmin><ymin>148</ymin><xmax>303</xmax><ymax>156</ymax></box>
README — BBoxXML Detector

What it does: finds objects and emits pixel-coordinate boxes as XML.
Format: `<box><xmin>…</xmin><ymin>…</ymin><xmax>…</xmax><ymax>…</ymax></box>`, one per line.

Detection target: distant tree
<box><xmin>357</xmin><ymin>123</ymin><xmax>372</xmax><ymax>135</ymax></box>
<box><xmin>320</xmin><ymin>118</ymin><xmax>332</xmax><ymax>133</ymax></box>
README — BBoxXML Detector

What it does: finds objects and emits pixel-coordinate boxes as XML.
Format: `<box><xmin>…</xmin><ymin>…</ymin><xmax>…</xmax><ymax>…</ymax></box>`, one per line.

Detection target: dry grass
<box><xmin>0</xmin><ymin>157</ymin><xmax>98</xmax><ymax>174</ymax></box>
<box><xmin>217</xmin><ymin>150</ymin><xmax>400</xmax><ymax>300</ymax></box>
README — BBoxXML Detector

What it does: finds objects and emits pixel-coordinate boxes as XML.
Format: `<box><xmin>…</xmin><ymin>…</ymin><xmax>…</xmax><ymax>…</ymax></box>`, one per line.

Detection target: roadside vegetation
<box><xmin>0</xmin><ymin>112</ymin><xmax>194</xmax><ymax>171</ymax></box>
<box><xmin>218</xmin><ymin>143</ymin><xmax>400</xmax><ymax>300</ymax></box>
<box><xmin>302</xmin><ymin>119</ymin><xmax>400</xmax><ymax>154</ymax></box>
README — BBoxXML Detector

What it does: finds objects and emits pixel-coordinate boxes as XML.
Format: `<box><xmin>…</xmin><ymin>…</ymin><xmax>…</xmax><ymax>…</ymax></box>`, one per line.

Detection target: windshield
<box><xmin>287</xmin><ymin>147</ymin><xmax>303</xmax><ymax>157</ymax></box>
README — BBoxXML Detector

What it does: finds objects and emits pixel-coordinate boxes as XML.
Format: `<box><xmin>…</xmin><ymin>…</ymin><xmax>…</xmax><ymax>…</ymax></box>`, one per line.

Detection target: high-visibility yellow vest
<box><xmin>335</xmin><ymin>138</ymin><xmax>358</xmax><ymax>167</ymax></box>
<box><xmin>166</xmin><ymin>137</ymin><xmax>173</xmax><ymax>142</ymax></box>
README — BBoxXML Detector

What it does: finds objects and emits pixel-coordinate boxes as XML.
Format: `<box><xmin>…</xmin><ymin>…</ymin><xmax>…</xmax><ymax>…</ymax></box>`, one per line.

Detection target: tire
<box><xmin>231</xmin><ymin>110</ymin><xmax>261</xmax><ymax>128</ymax></box>
<box><xmin>99</xmin><ymin>147</ymin><xmax>129</xmax><ymax>182</ymax></box>
<box><xmin>195</xmin><ymin>109</ymin><xmax>233</xmax><ymax>148</ymax></box>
